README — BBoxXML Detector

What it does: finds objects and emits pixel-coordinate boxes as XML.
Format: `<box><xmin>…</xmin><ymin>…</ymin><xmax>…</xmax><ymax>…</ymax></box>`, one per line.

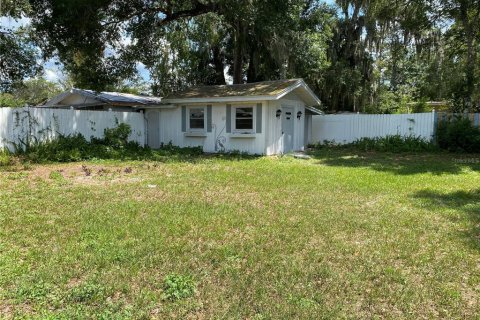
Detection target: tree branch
<box><xmin>155</xmin><ymin>1</ymin><xmax>217</xmax><ymax>27</ymax></box>
<box><xmin>101</xmin><ymin>1</ymin><xmax>217</xmax><ymax>28</ymax></box>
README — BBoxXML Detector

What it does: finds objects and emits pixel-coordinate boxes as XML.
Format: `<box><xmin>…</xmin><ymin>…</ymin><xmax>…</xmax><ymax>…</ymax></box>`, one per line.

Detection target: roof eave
<box><xmin>305</xmin><ymin>106</ymin><xmax>324</xmax><ymax>115</ymax></box>
<box><xmin>275</xmin><ymin>79</ymin><xmax>321</xmax><ymax>106</ymax></box>
<box><xmin>162</xmin><ymin>95</ymin><xmax>276</xmax><ymax>104</ymax></box>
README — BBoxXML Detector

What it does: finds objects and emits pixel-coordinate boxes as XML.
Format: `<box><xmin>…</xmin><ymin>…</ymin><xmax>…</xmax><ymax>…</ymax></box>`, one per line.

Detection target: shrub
<box><xmin>162</xmin><ymin>274</ymin><xmax>196</xmax><ymax>301</ymax></box>
<box><xmin>0</xmin><ymin>148</ymin><xmax>12</xmax><ymax>166</ymax></box>
<box><xmin>102</xmin><ymin>123</ymin><xmax>131</xmax><ymax>149</ymax></box>
<box><xmin>309</xmin><ymin>135</ymin><xmax>436</xmax><ymax>153</ymax></box>
<box><xmin>350</xmin><ymin>135</ymin><xmax>437</xmax><ymax>153</ymax></box>
<box><xmin>436</xmin><ymin>117</ymin><xmax>480</xmax><ymax>153</ymax></box>
<box><xmin>17</xmin><ymin>124</ymin><xmax>153</xmax><ymax>163</ymax></box>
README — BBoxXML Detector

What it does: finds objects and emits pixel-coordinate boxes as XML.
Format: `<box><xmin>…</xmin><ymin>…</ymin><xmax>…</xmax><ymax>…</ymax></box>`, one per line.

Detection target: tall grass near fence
<box><xmin>436</xmin><ymin>116</ymin><xmax>480</xmax><ymax>153</ymax></box>
<box><xmin>310</xmin><ymin>134</ymin><xmax>437</xmax><ymax>153</ymax></box>
<box><xmin>13</xmin><ymin>124</ymin><xmax>149</xmax><ymax>163</ymax></box>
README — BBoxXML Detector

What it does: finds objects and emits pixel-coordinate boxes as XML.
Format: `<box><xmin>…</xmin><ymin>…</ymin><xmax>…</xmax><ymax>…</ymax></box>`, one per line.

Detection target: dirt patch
<box><xmin>26</xmin><ymin>163</ymin><xmax>144</xmax><ymax>186</ymax></box>
<box><xmin>0</xmin><ymin>300</ymin><xmax>33</xmax><ymax>319</ymax></box>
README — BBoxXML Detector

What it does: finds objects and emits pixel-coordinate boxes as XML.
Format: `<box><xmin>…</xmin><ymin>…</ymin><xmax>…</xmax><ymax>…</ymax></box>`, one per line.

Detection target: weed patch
<box><xmin>310</xmin><ymin>135</ymin><xmax>437</xmax><ymax>153</ymax></box>
<box><xmin>162</xmin><ymin>274</ymin><xmax>196</xmax><ymax>301</ymax></box>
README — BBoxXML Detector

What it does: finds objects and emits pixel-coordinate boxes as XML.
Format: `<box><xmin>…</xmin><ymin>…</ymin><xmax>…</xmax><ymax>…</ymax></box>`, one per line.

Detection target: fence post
<box><xmin>432</xmin><ymin>109</ymin><xmax>438</xmax><ymax>142</ymax></box>
<box><xmin>475</xmin><ymin>113</ymin><xmax>479</xmax><ymax>128</ymax></box>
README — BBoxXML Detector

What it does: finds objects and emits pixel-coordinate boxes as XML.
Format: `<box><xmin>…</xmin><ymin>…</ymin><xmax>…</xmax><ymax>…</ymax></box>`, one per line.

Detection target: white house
<box><xmin>41</xmin><ymin>79</ymin><xmax>322</xmax><ymax>155</ymax></box>
<box><xmin>146</xmin><ymin>79</ymin><xmax>322</xmax><ymax>155</ymax></box>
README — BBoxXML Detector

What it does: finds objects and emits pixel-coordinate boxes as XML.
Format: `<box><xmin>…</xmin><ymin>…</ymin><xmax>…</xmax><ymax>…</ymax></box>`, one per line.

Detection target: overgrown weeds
<box><xmin>3</xmin><ymin>124</ymin><xmax>255</xmax><ymax>166</ymax></box>
<box><xmin>162</xmin><ymin>274</ymin><xmax>196</xmax><ymax>301</ymax></box>
<box><xmin>437</xmin><ymin>117</ymin><xmax>480</xmax><ymax>153</ymax></box>
<box><xmin>0</xmin><ymin>148</ymin><xmax>12</xmax><ymax>166</ymax></box>
<box><xmin>310</xmin><ymin>135</ymin><xmax>437</xmax><ymax>153</ymax></box>
<box><xmin>15</xmin><ymin>124</ymin><xmax>151</xmax><ymax>163</ymax></box>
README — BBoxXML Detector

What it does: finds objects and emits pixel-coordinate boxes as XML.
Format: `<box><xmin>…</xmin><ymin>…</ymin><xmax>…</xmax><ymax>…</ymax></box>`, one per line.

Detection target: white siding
<box><xmin>0</xmin><ymin>107</ymin><xmax>145</xmax><ymax>151</ymax></box>
<box><xmin>264</xmin><ymin>100</ymin><xmax>283</xmax><ymax>155</ymax></box>
<box><xmin>311</xmin><ymin>113</ymin><xmax>435</xmax><ymax>144</ymax></box>
<box><xmin>265</xmin><ymin>96</ymin><xmax>306</xmax><ymax>154</ymax></box>
<box><xmin>157</xmin><ymin>103</ymin><xmax>267</xmax><ymax>155</ymax></box>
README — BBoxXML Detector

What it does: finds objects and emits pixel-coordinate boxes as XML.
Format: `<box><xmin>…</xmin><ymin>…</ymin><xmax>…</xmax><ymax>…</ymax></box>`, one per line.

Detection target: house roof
<box><xmin>42</xmin><ymin>88</ymin><xmax>163</xmax><ymax>107</ymax></box>
<box><xmin>162</xmin><ymin>79</ymin><xmax>321</xmax><ymax>106</ymax></box>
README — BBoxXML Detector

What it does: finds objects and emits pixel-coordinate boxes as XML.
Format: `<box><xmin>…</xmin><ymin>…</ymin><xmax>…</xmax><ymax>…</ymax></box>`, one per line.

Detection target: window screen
<box><xmin>189</xmin><ymin>108</ymin><xmax>205</xmax><ymax>129</ymax></box>
<box><xmin>235</xmin><ymin>107</ymin><xmax>253</xmax><ymax>130</ymax></box>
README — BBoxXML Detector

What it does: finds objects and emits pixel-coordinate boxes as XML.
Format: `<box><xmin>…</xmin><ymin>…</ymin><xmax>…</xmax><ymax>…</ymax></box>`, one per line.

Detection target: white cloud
<box><xmin>0</xmin><ymin>16</ymin><xmax>31</xmax><ymax>30</ymax></box>
<box><xmin>44</xmin><ymin>69</ymin><xmax>60</xmax><ymax>82</ymax></box>
<box><xmin>136</xmin><ymin>62</ymin><xmax>150</xmax><ymax>81</ymax></box>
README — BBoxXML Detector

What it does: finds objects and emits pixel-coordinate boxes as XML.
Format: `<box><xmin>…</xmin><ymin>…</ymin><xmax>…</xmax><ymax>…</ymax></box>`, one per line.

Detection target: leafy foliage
<box><xmin>0</xmin><ymin>30</ymin><xmax>40</xmax><ymax>92</ymax></box>
<box><xmin>3</xmin><ymin>0</ymin><xmax>479</xmax><ymax>113</ymax></box>
<box><xmin>348</xmin><ymin>135</ymin><xmax>438</xmax><ymax>153</ymax></box>
<box><xmin>12</xmin><ymin>124</ymin><xmax>210</xmax><ymax>163</ymax></box>
<box><xmin>0</xmin><ymin>149</ymin><xmax>12</xmax><ymax>166</ymax></box>
<box><xmin>162</xmin><ymin>274</ymin><xmax>196</xmax><ymax>301</ymax></box>
<box><xmin>311</xmin><ymin>135</ymin><xmax>437</xmax><ymax>153</ymax></box>
<box><xmin>0</xmin><ymin>78</ymin><xmax>62</xmax><ymax>107</ymax></box>
<box><xmin>16</xmin><ymin>124</ymin><xmax>149</xmax><ymax>162</ymax></box>
<box><xmin>437</xmin><ymin>117</ymin><xmax>480</xmax><ymax>153</ymax></box>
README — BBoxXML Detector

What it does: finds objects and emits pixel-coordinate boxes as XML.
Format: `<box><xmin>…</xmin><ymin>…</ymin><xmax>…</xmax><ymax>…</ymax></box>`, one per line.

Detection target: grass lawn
<box><xmin>0</xmin><ymin>150</ymin><xmax>479</xmax><ymax>319</ymax></box>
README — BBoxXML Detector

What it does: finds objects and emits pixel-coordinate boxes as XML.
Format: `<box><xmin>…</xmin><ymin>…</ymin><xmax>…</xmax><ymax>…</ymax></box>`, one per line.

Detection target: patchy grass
<box><xmin>0</xmin><ymin>150</ymin><xmax>479</xmax><ymax>319</ymax></box>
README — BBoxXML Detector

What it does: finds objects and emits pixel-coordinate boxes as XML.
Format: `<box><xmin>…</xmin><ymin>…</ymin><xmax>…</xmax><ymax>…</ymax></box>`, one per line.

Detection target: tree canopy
<box><xmin>1</xmin><ymin>0</ymin><xmax>479</xmax><ymax>112</ymax></box>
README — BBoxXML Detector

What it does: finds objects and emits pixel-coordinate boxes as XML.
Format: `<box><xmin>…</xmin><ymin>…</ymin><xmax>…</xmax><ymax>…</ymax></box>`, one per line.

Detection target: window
<box><xmin>234</xmin><ymin>106</ymin><xmax>254</xmax><ymax>132</ymax></box>
<box><xmin>189</xmin><ymin>107</ymin><xmax>205</xmax><ymax>131</ymax></box>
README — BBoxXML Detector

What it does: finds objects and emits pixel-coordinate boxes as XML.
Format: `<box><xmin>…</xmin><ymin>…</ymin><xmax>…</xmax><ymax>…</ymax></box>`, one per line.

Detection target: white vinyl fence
<box><xmin>0</xmin><ymin>107</ymin><xmax>145</xmax><ymax>152</ymax></box>
<box><xmin>311</xmin><ymin>112</ymin><xmax>435</xmax><ymax>144</ymax></box>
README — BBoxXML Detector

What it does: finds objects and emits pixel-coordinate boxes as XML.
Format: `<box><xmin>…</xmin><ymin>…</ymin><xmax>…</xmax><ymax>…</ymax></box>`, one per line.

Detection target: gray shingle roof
<box><xmin>78</xmin><ymin>89</ymin><xmax>162</xmax><ymax>105</ymax></box>
<box><xmin>165</xmin><ymin>79</ymin><xmax>302</xmax><ymax>100</ymax></box>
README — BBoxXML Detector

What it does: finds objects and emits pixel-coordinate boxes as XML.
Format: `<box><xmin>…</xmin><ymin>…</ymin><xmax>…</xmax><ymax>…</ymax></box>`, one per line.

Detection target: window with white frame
<box><xmin>188</xmin><ymin>107</ymin><xmax>206</xmax><ymax>131</ymax></box>
<box><xmin>233</xmin><ymin>105</ymin><xmax>255</xmax><ymax>133</ymax></box>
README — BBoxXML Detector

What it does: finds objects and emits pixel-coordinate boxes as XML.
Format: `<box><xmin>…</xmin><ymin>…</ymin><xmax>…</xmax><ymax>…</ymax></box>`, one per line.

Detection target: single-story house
<box><xmin>151</xmin><ymin>79</ymin><xmax>322</xmax><ymax>155</ymax></box>
<box><xmin>41</xmin><ymin>79</ymin><xmax>322</xmax><ymax>155</ymax></box>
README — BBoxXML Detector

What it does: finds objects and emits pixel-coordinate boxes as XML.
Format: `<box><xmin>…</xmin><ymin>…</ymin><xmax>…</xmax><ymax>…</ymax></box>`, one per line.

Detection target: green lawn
<box><xmin>0</xmin><ymin>151</ymin><xmax>479</xmax><ymax>319</ymax></box>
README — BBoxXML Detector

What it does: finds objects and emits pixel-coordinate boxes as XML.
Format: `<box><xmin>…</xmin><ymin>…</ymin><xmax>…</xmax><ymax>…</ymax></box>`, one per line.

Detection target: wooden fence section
<box><xmin>0</xmin><ymin>107</ymin><xmax>146</xmax><ymax>151</ymax></box>
<box><xmin>311</xmin><ymin>112</ymin><xmax>436</xmax><ymax>144</ymax></box>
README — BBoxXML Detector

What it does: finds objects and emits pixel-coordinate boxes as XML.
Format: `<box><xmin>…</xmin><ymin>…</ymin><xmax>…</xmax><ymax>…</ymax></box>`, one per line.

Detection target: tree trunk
<box><xmin>246</xmin><ymin>47</ymin><xmax>257</xmax><ymax>82</ymax></box>
<box><xmin>232</xmin><ymin>20</ymin><xmax>245</xmax><ymax>84</ymax></box>
<box><xmin>212</xmin><ymin>44</ymin><xmax>226</xmax><ymax>85</ymax></box>
<box><xmin>459</xmin><ymin>2</ymin><xmax>477</xmax><ymax>110</ymax></box>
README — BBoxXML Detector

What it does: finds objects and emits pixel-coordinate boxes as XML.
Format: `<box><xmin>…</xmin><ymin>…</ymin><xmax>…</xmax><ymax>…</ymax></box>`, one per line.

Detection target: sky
<box><xmin>0</xmin><ymin>0</ymin><xmax>337</xmax><ymax>87</ymax></box>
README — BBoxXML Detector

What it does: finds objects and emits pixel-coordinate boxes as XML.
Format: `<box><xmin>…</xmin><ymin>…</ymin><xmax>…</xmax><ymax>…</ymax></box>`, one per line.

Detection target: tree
<box><xmin>441</xmin><ymin>0</ymin><xmax>480</xmax><ymax>110</ymax></box>
<box><xmin>0</xmin><ymin>1</ymin><xmax>40</xmax><ymax>92</ymax></box>
<box><xmin>0</xmin><ymin>78</ymin><xmax>61</xmax><ymax>107</ymax></box>
<box><xmin>27</xmin><ymin>0</ymin><xmax>334</xmax><ymax>92</ymax></box>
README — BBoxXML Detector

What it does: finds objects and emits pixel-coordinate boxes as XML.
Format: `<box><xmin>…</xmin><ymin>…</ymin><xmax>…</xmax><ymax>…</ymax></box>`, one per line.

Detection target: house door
<box><xmin>146</xmin><ymin>110</ymin><xmax>161</xmax><ymax>149</ymax></box>
<box><xmin>282</xmin><ymin>106</ymin><xmax>294</xmax><ymax>153</ymax></box>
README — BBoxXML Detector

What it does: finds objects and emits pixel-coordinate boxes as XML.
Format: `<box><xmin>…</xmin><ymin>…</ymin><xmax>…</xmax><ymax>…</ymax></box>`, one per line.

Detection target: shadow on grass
<box><xmin>413</xmin><ymin>189</ymin><xmax>480</xmax><ymax>251</ymax></box>
<box><xmin>308</xmin><ymin>149</ymin><xmax>480</xmax><ymax>175</ymax></box>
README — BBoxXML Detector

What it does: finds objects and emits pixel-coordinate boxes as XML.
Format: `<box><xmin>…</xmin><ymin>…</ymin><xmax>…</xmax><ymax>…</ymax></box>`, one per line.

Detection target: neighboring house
<box><xmin>41</xmin><ymin>79</ymin><xmax>323</xmax><ymax>155</ymax></box>
<box><xmin>40</xmin><ymin>88</ymin><xmax>163</xmax><ymax>112</ymax></box>
<box><xmin>148</xmin><ymin>79</ymin><xmax>322</xmax><ymax>155</ymax></box>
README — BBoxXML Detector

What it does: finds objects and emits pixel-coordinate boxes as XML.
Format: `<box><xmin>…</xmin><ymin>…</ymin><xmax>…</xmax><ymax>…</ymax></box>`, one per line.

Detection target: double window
<box><xmin>188</xmin><ymin>107</ymin><xmax>206</xmax><ymax>131</ymax></box>
<box><xmin>232</xmin><ymin>105</ymin><xmax>255</xmax><ymax>133</ymax></box>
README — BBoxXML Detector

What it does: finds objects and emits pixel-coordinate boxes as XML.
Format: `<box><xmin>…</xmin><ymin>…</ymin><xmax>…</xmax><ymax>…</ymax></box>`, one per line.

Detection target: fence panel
<box><xmin>311</xmin><ymin>112</ymin><xmax>436</xmax><ymax>144</ymax></box>
<box><xmin>0</xmin><ymin>107</ymin><xmax>145</xmax><ymax>151</ymax></box>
